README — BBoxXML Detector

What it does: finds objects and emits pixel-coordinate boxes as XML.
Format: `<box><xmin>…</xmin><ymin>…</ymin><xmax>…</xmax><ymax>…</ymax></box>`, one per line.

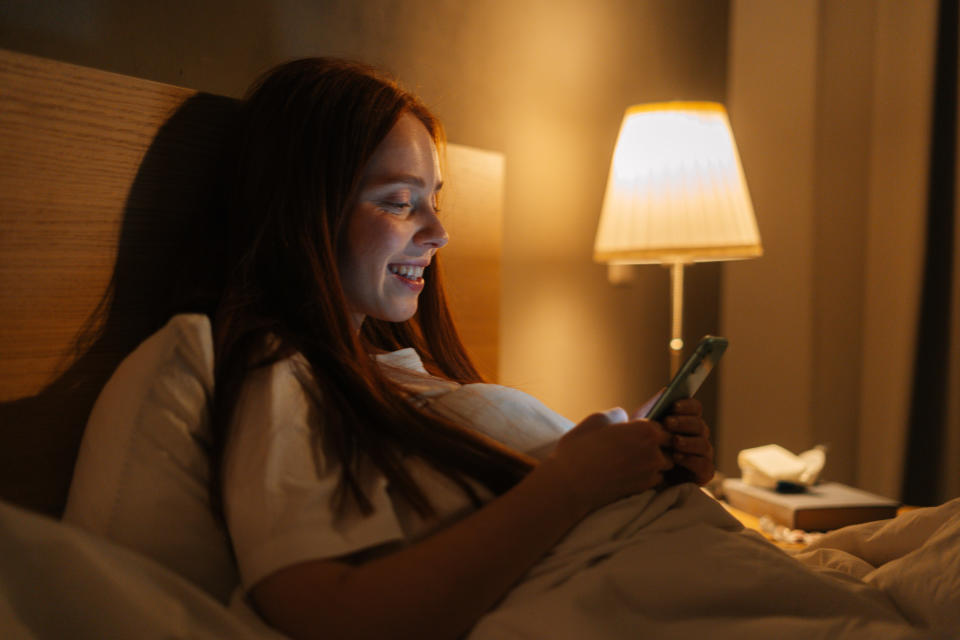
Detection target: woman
<box><xmin>213</xmin><ymin>58</ymin><xmax>714</xmax><ymax>640</ymax></box>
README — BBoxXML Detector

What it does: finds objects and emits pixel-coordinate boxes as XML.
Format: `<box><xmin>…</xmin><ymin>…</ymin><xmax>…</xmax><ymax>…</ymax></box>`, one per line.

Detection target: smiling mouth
<box><xmin>388</xmin><ymin>264</ymin><xmax>425</xmax><ymax>283</ymax></box>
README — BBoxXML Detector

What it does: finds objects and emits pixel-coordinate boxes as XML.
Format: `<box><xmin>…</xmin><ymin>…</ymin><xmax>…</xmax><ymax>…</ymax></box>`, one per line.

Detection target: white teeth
<box><xmin>389</xmin><ymin>264</ymin><xmax>425</xmax><ymax>279</ymax></box>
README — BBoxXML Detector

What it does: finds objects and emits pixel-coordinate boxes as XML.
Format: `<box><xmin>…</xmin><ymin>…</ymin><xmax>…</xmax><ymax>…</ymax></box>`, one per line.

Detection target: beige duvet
<box><xmin>470</xmin><ymin>484</ymin><xmax>959</xmax><ymax>639</ymax></box>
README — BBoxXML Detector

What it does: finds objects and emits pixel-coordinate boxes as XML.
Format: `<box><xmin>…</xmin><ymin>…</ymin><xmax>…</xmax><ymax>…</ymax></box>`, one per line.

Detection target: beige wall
<box><xmin>0</xmin><ymin>1</ymin><xmax>729</xmax><ymax>424</ymax></box>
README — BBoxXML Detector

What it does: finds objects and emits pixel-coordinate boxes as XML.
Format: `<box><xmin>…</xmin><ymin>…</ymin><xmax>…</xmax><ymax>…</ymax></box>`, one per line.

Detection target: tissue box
<box><xmin>722</xmin><ymin>479</ymin><xmax>899</xmax><ymax>531</ymax></box>
<box><xmin>738</xmin><ymin>444</ymin><xmax>824</xmax><ymax>488</ymax></box>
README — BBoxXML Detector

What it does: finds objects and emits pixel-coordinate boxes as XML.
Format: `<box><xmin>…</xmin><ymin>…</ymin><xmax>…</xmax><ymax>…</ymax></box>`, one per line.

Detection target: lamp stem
<box><xmin>669</xmin><ymin>261</ymin><xmax>686</xmax><ymax>377</ymax></box>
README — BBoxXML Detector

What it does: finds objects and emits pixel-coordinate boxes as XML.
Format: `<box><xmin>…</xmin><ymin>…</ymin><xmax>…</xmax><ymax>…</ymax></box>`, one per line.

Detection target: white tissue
<box><xmin>738</xmin><ymin>444</ymin><xmax>826</xmax><ymax>489</ymax></box>
<box><xmin>796</xmin><ymin>446</ymin><xmax>826</xmax><ymax>484</ymax></box>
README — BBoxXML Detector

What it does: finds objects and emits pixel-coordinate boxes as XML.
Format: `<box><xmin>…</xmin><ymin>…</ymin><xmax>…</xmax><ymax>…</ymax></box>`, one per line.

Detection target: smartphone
<box><xmin>646</xmin><ymin>335</ymin><xmax>727</xmax><ymax>486</ymax></box>
<box><xmin>643</xmin><ymin>335</ymin><xmax>728</xmax><ymax>422</ymax></box>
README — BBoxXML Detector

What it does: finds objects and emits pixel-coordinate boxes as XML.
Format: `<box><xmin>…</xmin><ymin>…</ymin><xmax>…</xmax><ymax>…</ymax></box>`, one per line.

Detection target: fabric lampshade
<box><xmin>594</xmin><ymin>102</ymin><xmax>762</xmax><ymax>265</ymax></box>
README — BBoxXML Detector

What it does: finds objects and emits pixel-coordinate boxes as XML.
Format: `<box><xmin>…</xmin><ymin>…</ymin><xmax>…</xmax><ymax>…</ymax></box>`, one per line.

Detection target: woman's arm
<box><xmin>250</xmin><ymin>409</ymin><xmax>674</xmax><ymax>640</ymax></box>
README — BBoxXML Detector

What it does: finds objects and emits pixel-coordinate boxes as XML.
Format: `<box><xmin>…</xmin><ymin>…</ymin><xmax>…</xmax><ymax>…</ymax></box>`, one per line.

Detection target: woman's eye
<box><xmin>380</xmin><ymin>201</ymin><xmax>412</xmax><ymax>213</ymax></box>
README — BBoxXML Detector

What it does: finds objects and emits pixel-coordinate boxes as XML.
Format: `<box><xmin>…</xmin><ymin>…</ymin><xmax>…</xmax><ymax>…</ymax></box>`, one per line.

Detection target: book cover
<box><xmin>721</xmin><ymin>479</ymin><xmax>900</xmax><ymax>531</ymax></box>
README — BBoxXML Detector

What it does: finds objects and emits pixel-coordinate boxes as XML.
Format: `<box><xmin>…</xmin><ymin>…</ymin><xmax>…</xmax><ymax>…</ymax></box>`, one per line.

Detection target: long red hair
<box><xmin>211</xmin><ymin>58</ymin><xmax>532</xmax><ymax>517</ymax></box>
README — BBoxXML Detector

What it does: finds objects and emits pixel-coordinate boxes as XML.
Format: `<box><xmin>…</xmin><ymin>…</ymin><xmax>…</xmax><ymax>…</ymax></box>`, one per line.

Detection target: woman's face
<box><xmin>339</xmin><ymin>111</ymin><xmax>448</xmax><ymax>330</ymax></box>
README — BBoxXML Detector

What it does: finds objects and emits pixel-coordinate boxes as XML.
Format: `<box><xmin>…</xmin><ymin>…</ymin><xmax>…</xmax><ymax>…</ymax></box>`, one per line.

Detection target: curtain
<box><xmin>855</xmin><ymin>0</ymin><xmax>960</xmax><ymax>504</ymax></box>
<box><xmin>904</xmin><ymin>0</ymin><xmax>960</xmax><ymax>506</ymax></box>
<box><xmin>719</xmin><ymin>1</ymin><xmax>959</xmax><ymax>503</ymax></box>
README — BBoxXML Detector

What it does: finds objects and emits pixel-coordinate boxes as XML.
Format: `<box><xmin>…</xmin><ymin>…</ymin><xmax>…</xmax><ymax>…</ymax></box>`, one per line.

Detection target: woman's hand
<box><xmin>659</xmin><ymin>398</ymin><xmax>715</xmax><ymax>485</ymax></box>
<box><xmin>539</xmin><ymin>408</ymin><xmax>674</xmax><ymax>521</ymax></box>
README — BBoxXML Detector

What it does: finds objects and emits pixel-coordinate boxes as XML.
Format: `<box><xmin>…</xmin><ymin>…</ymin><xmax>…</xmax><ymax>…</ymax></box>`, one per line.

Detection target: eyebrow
<box><xmin>364</xmin><ymin>173</ymin><xmax>443</xmax><ymax>192</ymax></box>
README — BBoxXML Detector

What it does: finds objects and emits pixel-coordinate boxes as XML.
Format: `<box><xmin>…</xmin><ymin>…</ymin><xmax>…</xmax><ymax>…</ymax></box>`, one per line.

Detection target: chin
<box><xmin>378</xmin><ymin>304</ymin><xmax>419</xmax><ymax>324</ymax></box>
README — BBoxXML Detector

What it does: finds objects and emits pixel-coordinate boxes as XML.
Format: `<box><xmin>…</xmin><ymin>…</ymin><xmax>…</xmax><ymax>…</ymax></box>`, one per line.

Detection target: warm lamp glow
<box><xmin>594</xmin><ymin>102</ymin><xmax>762</xmax><ymax>375</ymax></box>
<box><xmin>594</xmin><ymin>102</ymin><xmax>762</xmax><ymax>264</ymax></box>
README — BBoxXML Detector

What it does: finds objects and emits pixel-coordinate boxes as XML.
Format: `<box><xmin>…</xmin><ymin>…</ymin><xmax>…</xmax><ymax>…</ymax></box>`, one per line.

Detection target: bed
<box><xmin>1</xmin><ymin>49</ymin><xmax>959</xmax><ymax>639</ymax></box>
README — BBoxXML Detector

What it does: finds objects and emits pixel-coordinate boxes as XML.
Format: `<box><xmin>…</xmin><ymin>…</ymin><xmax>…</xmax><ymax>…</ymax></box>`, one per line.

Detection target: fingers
<box><xmin>579</xmin><ymin>407</ymin><xmax>629</xmax><ymax>428</ymax></box>
<box><xmin>633</xmin><ymin>422</ymin><xmax>676</xmax><ymax>482</ymax></box>
<box><xmin>669</xmin><ymin>432</ymin><xmax>715</xmax><ymax>485</ymax></box>
<box><xmin>631</xmin><ymin>419</ymin><xmax>675</xmax><ymax>458</ymax></box>
<box><xmin>662</xmin><ymin>414</ymin><xmax>710</xmax><ymax>439</ymax></box>
<box><xmin>600</xmin><ymin>417</ymin><xmax>676</xmax><ymax>467</ymax></box>
<box><xmin>658</xmin><ymin>403</ymin><xmax>715</xmax><ymax>486</ymax></box>
<box><xmin>549</xmin><ymin>413</ymin><xmax>678</xmax><ymax>516</ymax></box>
<box><xmin>568</xmin><ymin>409</ymin><xmax>670</xmax><ymax>450</ymax></box>
<box><xmin>602</xmin><ymin>407</ymin><xmax>629</xmax><ymax>424</ymax></box>
<box><xmin>672</xmin><ymin>451</ymin><xmax>715</xmax><ymax>485</ymax></box>
<box><xmin>637</xmin><ymin>418</ymin><xmax>673</xmax><ymax>446</ymax></box>
<box><xmin>668</xmin><ymin>397</ymin><xmax>703</xmax><ymax>416</ymax></box>
<box><xmin>565</xmin><ymin>407</ymin><xmax>629</xmax><ymax>439</ymax></box>
<box><xmin>670</xmin><ymin>433</ymin><xmax>712</xmax><ymax>456</ymax></box>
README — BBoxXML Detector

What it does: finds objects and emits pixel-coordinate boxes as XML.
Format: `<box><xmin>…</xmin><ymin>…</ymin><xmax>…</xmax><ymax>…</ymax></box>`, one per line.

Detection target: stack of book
<box><xmin>722</xmin><ymin>478</ymin><xmax>900</xmax><ymax>531</ymax></box>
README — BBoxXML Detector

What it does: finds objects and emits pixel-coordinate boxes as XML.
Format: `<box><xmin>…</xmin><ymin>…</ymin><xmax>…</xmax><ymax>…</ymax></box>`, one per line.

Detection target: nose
<box><xmin>417</xmin><ymin>210</ymin><xmax>449</xmax><ymax>249</ymax></box>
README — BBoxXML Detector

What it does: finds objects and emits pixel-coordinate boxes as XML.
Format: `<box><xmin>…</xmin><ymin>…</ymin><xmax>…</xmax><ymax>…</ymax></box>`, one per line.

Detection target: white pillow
<box><xmin>63</xmin><ymin>314</ymin><xmax>238</xmax><ymax>602</ymax></box>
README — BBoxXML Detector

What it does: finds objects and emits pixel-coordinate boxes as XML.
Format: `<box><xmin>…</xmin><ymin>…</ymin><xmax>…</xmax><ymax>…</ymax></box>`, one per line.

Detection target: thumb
<box><xmin>601</xmin><ymin>407</ymin><xmax>629</xmax><ymax>424</ymax></box>
<box><xmin>574</xmin><ymin>407</ymin><xmax>628</xmax><ymax>434</ymax></box>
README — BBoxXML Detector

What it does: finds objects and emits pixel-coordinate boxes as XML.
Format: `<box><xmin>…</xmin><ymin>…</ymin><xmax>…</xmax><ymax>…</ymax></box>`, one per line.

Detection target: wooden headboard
<box><xmin>0</xmin><ymin>49</ymin><xmax>503</xmax><ymax>516</ymax></box>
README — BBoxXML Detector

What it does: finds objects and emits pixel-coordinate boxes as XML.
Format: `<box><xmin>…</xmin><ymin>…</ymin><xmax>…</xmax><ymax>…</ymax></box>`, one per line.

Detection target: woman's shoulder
<box><xmin>235</xmin><ymin>351</ymin><xmax>321</xmax><ymax>425</ymax></box>
<box><xmin>241</xmin><ymin>349</ymin><xmax>312</xmax><ymax>386</ymax></box>
<box><xmin>375</xmin><ymin>348</ymin><xmax>462</xmax><ymax>399</ymax></box>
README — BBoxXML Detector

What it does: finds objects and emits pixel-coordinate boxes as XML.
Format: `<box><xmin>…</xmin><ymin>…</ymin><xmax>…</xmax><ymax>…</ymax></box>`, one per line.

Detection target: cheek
<box><xmin>364</xmin><ymin>219</ymin><xmax>407</xmax><ymax>261</ymax></box>
<box><xmin>342</xmin><ymin>213</ymin><xmax>379</xmax><ymax>269</ymax></box>
<box><xmin>342</xmin><ymin>207</ymin><xmax>411</xmax><ymax>276</ymax></box>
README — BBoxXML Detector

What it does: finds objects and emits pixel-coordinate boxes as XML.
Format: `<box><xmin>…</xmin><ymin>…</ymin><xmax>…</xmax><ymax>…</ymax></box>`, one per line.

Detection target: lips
<box><xmin>388</xmin><ymin>264</ymin><xmax>425</xmax><ymax>280</ymax></box>
<box><xmin>387</xmin><ymin>263</ymin><xmax>426</xmax><ymax>293</ymax></box>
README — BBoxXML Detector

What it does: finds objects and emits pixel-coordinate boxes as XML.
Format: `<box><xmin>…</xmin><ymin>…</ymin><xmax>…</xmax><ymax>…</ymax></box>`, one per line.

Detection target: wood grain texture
<box><xmin>0</xmin><ymin>49</ymin><xmax>194</xmax><ymax>400</ymax></box>
<box><xmin>0</xmin><ymin>49</ymin><xmax>235</xmax><ymax>514</ymax></box>
<box><xmin>0</xmin><ymin>49</ymin><xmax>502</xmax><ymax>515</ymax></box>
